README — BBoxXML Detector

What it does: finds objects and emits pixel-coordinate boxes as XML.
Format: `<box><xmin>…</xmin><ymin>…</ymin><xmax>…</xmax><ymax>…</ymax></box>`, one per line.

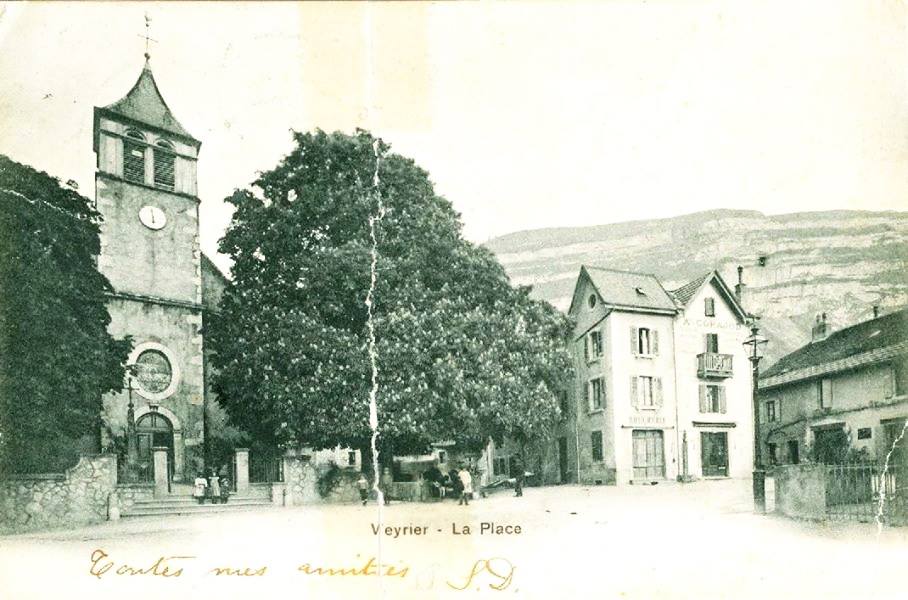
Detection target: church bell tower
<box><xmin>93</xmin><ymin>52</ymin><xmax>205</xmax><ymax>482</ymax></box>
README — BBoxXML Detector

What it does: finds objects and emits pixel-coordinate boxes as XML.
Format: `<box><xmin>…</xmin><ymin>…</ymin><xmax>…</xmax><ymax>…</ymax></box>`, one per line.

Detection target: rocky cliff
<box><xmin>486</xmin><ymin>209</ymin><xmax>908</xmax><ymax>365</ymax></box>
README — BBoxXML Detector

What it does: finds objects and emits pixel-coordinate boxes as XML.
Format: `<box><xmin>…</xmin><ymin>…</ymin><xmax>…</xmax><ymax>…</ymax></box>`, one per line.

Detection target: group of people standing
<box><xmin>357</xmin><ymin>464</ymin><xmax>475</xmax><ymax>505</ymax></box>
<box><xmin>354</xmin><ymin>454</ymin><xmax>527</xmax><ymax>507</ymax></box>
<box><xmin>192</xmin><ymin>468</ymin><xmax>231</xmax><ymax>504</ymax></box>
<box><xmin>422</xmin><ymin>465</ymin><xmax>475</xmax><ymax>504</ymax></box>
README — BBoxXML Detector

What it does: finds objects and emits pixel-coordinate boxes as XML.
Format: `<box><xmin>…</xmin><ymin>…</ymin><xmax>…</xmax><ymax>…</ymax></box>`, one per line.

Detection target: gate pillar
<box><xmin>235</xmin><ymin>448</ymin><xmax>250</xmax><ymax>494</ymax></box>
<box><xmin>153</xmin><ymin>446</ymin><xmax>170</xmax><ymax>497</ymax></box>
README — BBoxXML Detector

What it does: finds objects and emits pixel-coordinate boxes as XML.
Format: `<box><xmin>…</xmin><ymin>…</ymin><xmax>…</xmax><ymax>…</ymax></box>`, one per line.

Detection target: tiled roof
<box><xmin>668</xmin><ymin>270</ymin><xmax>750</xmax><ymax>322</ymax></box>
<box><xmin>668</xmin><ymin>272</ymin><xmax>712</xmax><ymax>306</ymax></box>
<box><xmin>761</xmin><ymin>307</ymin><xmax>908</xmax><ymax>382</ymax></box>
<box><xmin>100</xmin><ymin>62</ymin><xmax>198</xmax><ymax>144</ymax></box>
<box><xmin>582</xmin><ymin>266</ymin><xmax>677</xmax><ymax>313</ymax></box>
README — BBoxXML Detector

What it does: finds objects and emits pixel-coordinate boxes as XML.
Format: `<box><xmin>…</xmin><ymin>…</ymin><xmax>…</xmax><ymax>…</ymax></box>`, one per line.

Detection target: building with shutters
<box><xmin>758</xmin><ymin>308</ymin><xmax>908</xmax><ymax>467</ymax></box>
<box><xmin>670</xmin><ymin>271</ymin><xmax>754</xmax><ymax>482</ymax></box>
<box><xmin>551</xmin><ymin>267</ymin><xmax>753</xmax><ymax>485</ymax></box>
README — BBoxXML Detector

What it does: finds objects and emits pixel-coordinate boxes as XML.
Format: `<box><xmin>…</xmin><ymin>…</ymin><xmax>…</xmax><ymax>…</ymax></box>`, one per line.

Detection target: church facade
<box><xmin>93</xmin><ymin>59</ymin><xmax>226</xmax><ymax>482</ymax></box>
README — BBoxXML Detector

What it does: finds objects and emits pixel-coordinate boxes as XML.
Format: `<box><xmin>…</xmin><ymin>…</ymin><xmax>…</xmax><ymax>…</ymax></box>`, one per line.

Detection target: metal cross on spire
<box><xmin>138</xmin><ymin>13</ymin><xmax>157</xmax><ymax>61</ymax></box>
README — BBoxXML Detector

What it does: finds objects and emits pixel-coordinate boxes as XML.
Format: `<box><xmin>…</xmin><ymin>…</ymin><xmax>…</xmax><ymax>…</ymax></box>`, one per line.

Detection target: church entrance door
<box><xmin>136</xmin><ymin>412</ymin><xmax>174</xmax><ymax>483</ymax></box>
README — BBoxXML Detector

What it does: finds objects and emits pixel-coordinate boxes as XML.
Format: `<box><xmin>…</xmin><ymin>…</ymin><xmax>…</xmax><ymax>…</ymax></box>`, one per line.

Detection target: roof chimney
<box><xmin>734</xmin><ymin>265</ymin><xmax>745</xmax><ymax>302</ymax></box>
<box><xmin>872</xmin><ymin>304</ymin><xmax>880</xmax><ymax>319</ymax></box>
<box><xmin>811</xmin><ymin>313</ymin><xmax>829</xmax><ymax>342</ymax></box>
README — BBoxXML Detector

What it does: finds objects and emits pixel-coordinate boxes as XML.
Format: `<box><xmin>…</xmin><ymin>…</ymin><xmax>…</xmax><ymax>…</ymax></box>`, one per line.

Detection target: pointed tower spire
<box><xmin>93</xmin><ymin>17</ymin><xmax>200</xmax><ymax>152</ymax></box>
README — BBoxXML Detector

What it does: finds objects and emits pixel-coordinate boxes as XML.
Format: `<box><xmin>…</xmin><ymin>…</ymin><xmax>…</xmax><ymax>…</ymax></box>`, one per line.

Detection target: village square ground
<box><xmin>1</xmin><ymin>479</ymin><xmax>906</xmax><ymax>600</ymax></box>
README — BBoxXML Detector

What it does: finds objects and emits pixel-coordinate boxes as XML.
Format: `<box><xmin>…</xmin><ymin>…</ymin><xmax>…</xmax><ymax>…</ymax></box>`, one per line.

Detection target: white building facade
<box><xmin>671</xmin><ymin>273</ymin><xmax>754</xmax><ymax>481</ymax></box>
<box><xmin>557</xmin><ymin>267</ymin><xmax>753</xmax><ymax>485</ymax></box>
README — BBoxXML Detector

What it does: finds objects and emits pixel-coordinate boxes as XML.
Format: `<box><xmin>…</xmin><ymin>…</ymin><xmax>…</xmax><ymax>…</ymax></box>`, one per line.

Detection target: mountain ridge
<box><xmin>485</xmin><ymin>209</ymin><xmax>908</xmax><ymax>365</ymax></box>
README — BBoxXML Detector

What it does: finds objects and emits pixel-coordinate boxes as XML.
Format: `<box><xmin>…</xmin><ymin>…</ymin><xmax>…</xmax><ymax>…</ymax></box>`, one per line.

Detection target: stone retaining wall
<box><xmin>283</xmin><ymin>457</ymin><xmax>319</xmax><ymax>506</ymax></box>
<box><xmin>282</xmin><ymin>457</ymin><xmax>366</xmax><ymax>505</ymax></box>
<box><xmin>0</xmin><ymin>454</ymin><xmax>117</xmax><ymax>534</ymax></box>
<box><xmin>322</xmin><ymin>468</ymin><xmax>362</xmax><ymax>503</ymax></box>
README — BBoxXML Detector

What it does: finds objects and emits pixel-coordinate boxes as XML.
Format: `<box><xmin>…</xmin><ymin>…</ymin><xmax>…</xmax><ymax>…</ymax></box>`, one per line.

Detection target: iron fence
<box><xmin>250</xmin><ymin>452</ymin><xmax>284</xmax><ymax>484</ymax></box>
<box><xmin>825</xmin><ymin>464</ymin><xmax>908</xmax><ymax>525</ymax></box>
<box><xmin>115</xmin><ymin>455</ymin><xmax>154</xmax><ymax>485</ymax></box>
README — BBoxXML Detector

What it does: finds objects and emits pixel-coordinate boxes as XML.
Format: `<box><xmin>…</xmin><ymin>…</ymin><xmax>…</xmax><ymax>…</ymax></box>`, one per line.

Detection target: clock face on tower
<box><xmin>138</xmin><ymin>205</ymin><xmax>167</xmax><ymax>230</ymax></box>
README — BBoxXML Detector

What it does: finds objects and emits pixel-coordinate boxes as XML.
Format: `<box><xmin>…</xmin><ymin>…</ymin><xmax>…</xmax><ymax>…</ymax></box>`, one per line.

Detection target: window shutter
<box><xmin>652</xmin><ymin>330</ymin><xmax>659</xmax><ymax>355</ymax></box>
<box><xmin>630</xmin><ymin>327</ymin><xmax>638</xmax><ymax>355</ymax></box>
<box><xmin>699</xmin><ymin>385</ymin><xmax>708</xmax><ymax>413</ymax></box>
<box><xmin>601</xmin><ymin>377</ymin><xmax>607</xmax><ymax>409</ymax></box>
<box><xmin>705</xmin><ymin>333</ymin><xmax>719</xmax><ymax>353</ymax></box>
<box><xmin>583</xmin><ymin>381</ymin><xmax>590</xmax><ymax>410</ymax></box>
<box><xmin>821</xmin><ymin>379</ymin><xmax>833</xmax><ymax>407</ymax></box>
<box><xmin>583</xmin><ymin>336</ymin><xmax>589</xmax><ymax>361</ymax></box>
<box><xmin>654</xmin><ymin>377</ymin><xmax>663</xmax><ymax>407</ymax></box>
<box><xmin>630</xmin><ymin>376</ymin><xmax>639</xmax><ymax>408</ymax></box>
<box><xmin>718</xmin><ymin>387</ymin><xmax>727</xmax><ymax>414</ymax></box>
<box><xmin>886</xmin><ymin>367</ymin><xmax>895</xmax><ymax>398</ymax></box>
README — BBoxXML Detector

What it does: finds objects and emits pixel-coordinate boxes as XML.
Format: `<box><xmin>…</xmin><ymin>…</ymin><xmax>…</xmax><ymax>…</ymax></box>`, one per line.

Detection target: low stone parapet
<box><xmin>0</xmin><ymin>454</ymin><xmax>117</xmax><ymax>534</ymax></box>
<box><xmin>388</xmin><ymin>481</ymin><xmax>431</xmax><ymax>502</ymax></box>
<box><xmin>774</xmin><ymin>464</ymin><xmax>827</xmax><ymax>520</ymax></box>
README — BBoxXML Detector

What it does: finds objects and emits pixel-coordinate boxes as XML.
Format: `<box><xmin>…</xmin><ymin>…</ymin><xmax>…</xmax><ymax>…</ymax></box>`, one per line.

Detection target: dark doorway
<box><xmin>558</xmin><ymin>437</ymin><xmax>569</xmax><ymax>483</ymax></box>
<box><xmin>813</xmin><ymin>426</ymin><xmax>848</xmax><ymax>464</ymax></box>
<box><xmin>787</xmin><ymin>440</ymin><xmax>800</xmax><ymax>464</ymax></box>
<box><xmin>136</xmin><ymin>412</ymin><xmax>174</xmax><ymax>483</ymax></box>
<box><xmin>701</xmin><ymin>432</ymin><xmax>729</xmax><ymax>477</ymax></box>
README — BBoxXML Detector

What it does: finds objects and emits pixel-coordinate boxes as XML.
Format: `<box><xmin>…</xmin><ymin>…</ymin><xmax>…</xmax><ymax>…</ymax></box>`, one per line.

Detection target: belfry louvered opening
<box><xmin>154</xmin><ymin>140</ymin><xmax>175</xmax><ymax>189</ymax></box>
<box><xmin>123</xmin><ymin>129</ymin><xmax>146</xmax><ymax>184</ymax></box>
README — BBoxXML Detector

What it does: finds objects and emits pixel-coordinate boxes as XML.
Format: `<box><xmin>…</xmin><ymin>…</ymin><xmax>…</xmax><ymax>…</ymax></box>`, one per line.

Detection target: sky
<box><xmin>0</xmin><ymin>1</ymin><xmax>906</xmax><ymax>273</ymax></box>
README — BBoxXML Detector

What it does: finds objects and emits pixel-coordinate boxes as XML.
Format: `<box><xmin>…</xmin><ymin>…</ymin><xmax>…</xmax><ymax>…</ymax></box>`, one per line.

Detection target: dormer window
<box><xmin>154</xmin><ymin>140</ymin><xmax>175</xmax><ymax>189</ymax></box>
<box><xmin>635</xmin><ymin>287</ymin><xmax>647</xmax><ymax>296</ymax></box>
<box><xmin>123</xmin><ymin>129</ymin><xmax>146</xmax><ymax>184</ymax></box>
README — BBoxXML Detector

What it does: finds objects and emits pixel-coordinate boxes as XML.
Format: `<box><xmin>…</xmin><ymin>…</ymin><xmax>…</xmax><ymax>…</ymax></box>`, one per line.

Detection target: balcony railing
<box><xmin>697</xmin><ymin>352</ymin><xmax>733</xmax><ymax>378</ymax></box>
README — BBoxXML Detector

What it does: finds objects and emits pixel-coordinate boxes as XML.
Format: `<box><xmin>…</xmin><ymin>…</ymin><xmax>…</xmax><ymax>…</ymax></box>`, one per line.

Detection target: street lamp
<box><xmin>125</xmin><ymin>364</ymin><xmax>139</xmax><ymax>483</ymax></box>
<box><xmin>743</xmin><ymin>320</ymin><xmax>768</xmax><ymax>514</ymax></box>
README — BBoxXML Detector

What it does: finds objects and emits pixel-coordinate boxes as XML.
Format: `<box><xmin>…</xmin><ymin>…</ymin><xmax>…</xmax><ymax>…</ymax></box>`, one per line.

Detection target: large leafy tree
<box><xmin>211</xmin><ymin>130</ymin><xmax>572</xmax><ymax>465</ymax></box>
<box><xmin>0</xmin><ymin>155</ymin><xmax>131</xmax><ymax>474</ymax></box>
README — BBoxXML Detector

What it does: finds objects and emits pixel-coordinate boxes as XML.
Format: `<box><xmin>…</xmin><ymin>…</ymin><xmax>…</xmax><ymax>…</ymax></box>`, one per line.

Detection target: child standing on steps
<box><xmin>192</xmin><ymin>473</ymin><xmax>207</xmax><ymax>504</ymax></box>
<box><xmin>208</xmin><ymin>469</ymin><xmax>221</xmax><ymax>504</ymax></box>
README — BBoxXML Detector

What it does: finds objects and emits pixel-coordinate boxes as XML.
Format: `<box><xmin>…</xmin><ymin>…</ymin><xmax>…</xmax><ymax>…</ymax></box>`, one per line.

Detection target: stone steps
<box><xmin>122</xmin><ymin>496</ymin><xmax>274</xmax><ymax>518</ymax></box>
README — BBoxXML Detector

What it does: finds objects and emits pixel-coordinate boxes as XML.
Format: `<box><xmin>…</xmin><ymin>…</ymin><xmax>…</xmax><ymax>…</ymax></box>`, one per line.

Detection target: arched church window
<box><xmin>123</xmin><ymin>129</ymin><xmax>146</xmax><ymax>184</ymax></box>
<box><xmin>154</xmin><ymin>139</ymin><xmax>175</xmax><ymax>190</ymax></box>
<box><xmin>137</xmin><ymin>412</ymin><xmax>173</xmax><ymax>436</ymax></box>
